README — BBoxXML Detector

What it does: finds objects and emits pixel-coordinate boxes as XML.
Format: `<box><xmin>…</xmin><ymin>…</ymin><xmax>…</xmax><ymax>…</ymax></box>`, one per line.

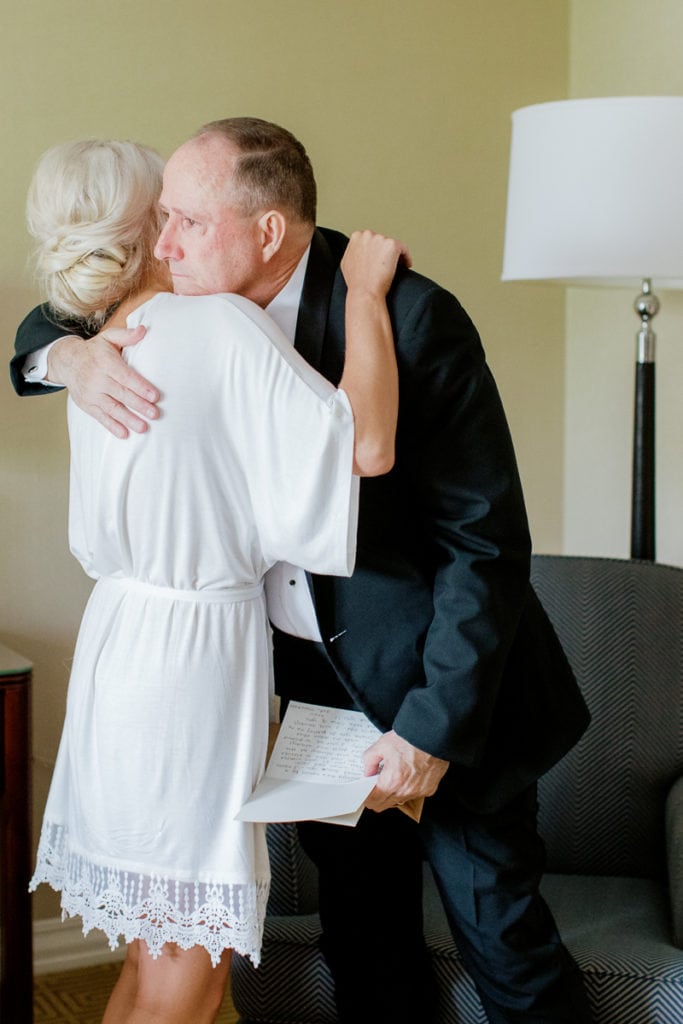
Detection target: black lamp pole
<box><xmin>631</xmin><ymin>279</ymin><xmax>657</xmax><ymax>561</ymax></box>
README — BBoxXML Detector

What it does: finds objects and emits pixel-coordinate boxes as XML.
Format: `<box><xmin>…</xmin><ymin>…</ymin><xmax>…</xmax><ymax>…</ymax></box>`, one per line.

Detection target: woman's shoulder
<box><xmin>124</xmin><ymin>292</ymin><xmax>294</xmax><ymax>379</ymax></box>
<box><xmin>128</xmin><ymin>291</ymin><xmax>282</xmax><ymax>339</ymax></box>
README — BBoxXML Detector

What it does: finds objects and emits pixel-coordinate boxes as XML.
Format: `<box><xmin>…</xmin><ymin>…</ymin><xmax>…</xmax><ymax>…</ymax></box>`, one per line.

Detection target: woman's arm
<box><xmin>339</xmin><ymin>230</ymin><xmax>408</xmax><ymax>477</ymax></box>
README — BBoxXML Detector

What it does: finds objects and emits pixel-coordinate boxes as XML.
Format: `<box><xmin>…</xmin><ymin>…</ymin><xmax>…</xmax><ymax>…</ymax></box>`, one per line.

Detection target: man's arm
<box><xmin>389</xmin><ymin>285</ymin><xmax>532</xmax><ymax>762</ymax></box>
<box><xmin>10</xmin><ymin>304</ymin><xmax>70</xmax><ymax>396</ymax></box>
<box><xmin>11</xmin><ymin>303</ymin><xmax>159</xmax><ymax>438</ymax></box>
<box><xmin>365</xmin><ymin>284</ymin><xmax>531</xmax><ymax>810</ymax></box>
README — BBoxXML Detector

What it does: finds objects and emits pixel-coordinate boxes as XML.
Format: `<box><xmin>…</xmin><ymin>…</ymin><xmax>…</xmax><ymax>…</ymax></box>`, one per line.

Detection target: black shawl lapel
<box><xmin>294</xmin><ymin>227</ymin><xmax>350</xmax><ymax>633</ymax></box>
<box><xmin>294</xmin><ymin>228</ymin><xmax>345</xmax><ymax>373</ymax></box>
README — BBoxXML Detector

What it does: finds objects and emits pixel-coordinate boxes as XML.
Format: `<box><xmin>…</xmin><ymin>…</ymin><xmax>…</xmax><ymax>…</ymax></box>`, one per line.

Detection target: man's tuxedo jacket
<box><xmin>12</xmin><ymin>226</ymin><xmax>590</xmax><ymax>813</ymax></box>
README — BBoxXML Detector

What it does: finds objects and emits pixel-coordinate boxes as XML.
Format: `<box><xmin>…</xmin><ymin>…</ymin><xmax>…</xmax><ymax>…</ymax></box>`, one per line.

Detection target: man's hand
<box><xmin>362</xmin><ymin>730</ymin><xmax>449</xmax><ymax>813</ymax></box>
<box><xmin>48</xmin><ymin>327</ymin><xmax>160</xmax><ymax>439</ymax></box>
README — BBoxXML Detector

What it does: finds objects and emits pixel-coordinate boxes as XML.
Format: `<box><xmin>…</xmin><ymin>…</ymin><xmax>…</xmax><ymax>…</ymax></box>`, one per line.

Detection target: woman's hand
<box><xmin>341</xmin><ymin>230</ymin><xmax>412</xmax><ymax>299</ymax></box>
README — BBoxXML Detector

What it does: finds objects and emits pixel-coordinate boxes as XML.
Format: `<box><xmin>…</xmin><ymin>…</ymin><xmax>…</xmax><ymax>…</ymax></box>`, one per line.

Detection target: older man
<box><xmin>12</xmin><ymin>117</ymin><xmax>592</xmax><ymax>1024</ymax></box>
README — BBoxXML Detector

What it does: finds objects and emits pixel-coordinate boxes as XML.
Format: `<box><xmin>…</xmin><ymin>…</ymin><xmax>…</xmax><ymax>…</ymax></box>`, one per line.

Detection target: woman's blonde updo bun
<box><xmin>26</xmin><ymin>139</ymin><xmax>165</xmax><ymax>330</ymax></box>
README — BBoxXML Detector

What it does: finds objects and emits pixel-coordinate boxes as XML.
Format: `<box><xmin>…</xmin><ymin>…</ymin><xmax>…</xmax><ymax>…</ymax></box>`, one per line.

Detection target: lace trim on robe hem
<box><xmin>29</xmin><ymin>821</ymin><xmax>268</xmax><ymax>968</ymax></box>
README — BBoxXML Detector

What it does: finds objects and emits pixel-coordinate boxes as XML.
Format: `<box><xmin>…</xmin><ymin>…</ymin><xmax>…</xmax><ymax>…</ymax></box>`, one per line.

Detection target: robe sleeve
<box><xmin>126</xmin><ymin>293</ymin><xmax>360</xmax><ymax>580</ymax></box>
<box><xmin>217</xmin><ymin>295</ymin><xmax>359</xmax><ymax>577</ymax></box>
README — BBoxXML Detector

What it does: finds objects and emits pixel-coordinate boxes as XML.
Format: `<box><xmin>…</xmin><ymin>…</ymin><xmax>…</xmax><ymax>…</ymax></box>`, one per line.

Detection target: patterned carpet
<box><xmin>34</xmin><ymin>962</ymin><xmax>240</xmax><ymax>1023</ymax></box>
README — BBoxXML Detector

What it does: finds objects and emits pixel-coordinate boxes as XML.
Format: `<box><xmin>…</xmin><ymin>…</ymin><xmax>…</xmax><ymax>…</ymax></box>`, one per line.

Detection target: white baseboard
<box><xmin>33</xmin><ymin>916</ymin><xmax>126</xmax><ymax>975</ymax></box>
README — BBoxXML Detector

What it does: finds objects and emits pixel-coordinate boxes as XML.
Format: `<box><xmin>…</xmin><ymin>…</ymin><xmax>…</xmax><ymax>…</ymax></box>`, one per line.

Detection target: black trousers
<box><xmin>274</xmin><ymin>632</ymin><xmax>592</xmax><ymax>1024</ymax></box>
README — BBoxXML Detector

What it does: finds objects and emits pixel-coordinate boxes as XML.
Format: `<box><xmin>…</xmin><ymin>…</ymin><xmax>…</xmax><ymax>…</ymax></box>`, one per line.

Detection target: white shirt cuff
<box><xmin>22</xmin><ymin>341</ymin><xmax>59</xmax><ymax>385</ymax></box>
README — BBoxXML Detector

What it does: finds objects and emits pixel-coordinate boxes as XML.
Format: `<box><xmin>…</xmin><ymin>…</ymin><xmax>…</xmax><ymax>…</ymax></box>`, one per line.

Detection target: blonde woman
<box><xmin>26</xmin><ymin>138</ymin><xmax>404</xmax><ymax>1024</ymax></box>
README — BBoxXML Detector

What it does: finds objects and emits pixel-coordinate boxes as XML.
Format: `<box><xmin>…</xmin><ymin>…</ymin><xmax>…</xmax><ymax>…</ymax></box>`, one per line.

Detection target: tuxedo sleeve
<box><xmin>390</xmin><ymin>284</ymin><xmax>532</xmax><ymax>765</ymax></box>
<box><xmin>10</xmin><ymin>304</ymin><xmax>83</xmax><ymax>396</ymax></box>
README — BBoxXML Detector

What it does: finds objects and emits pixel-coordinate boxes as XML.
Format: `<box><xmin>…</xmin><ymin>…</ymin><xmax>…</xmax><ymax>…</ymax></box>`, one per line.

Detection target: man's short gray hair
<box><xmin>194</xmin><ymin>117</ymin><xmax>317</xmax><ymax>224</ymax></box>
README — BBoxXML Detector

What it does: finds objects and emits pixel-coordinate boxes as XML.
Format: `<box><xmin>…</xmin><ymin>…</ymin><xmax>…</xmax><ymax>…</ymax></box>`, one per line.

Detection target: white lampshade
<box><xmin>502</xmin><ymin>96</ymin><xmax>683</xmax><ymax>289</ymax></box>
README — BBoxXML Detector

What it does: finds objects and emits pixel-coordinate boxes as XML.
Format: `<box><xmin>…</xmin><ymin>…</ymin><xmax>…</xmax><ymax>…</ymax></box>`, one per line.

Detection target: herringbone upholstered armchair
<box><xmin>231</xmin><ymin>555</ymin><xmax>683</xmax><ymax>1023</ymax></box>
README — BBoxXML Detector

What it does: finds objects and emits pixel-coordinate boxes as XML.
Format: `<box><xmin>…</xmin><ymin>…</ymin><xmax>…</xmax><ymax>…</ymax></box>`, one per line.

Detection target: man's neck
<box><xmin>265</xmin><ymin>246</ymin><xmax>310</xmax><ymax>341</ymax></box>
<box><xmin>250</xmin><ymin>224</ymin><xmax>314</xmax><ymax>308</ymax></box>
<box><xmin>253</xmin><ymin>259</ymin><xmax>303</xmax><ymax>308</ymax></box>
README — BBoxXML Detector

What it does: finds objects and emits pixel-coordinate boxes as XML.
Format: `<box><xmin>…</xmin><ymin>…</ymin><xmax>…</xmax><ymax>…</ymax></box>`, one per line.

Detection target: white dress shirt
<box><xmin>261</xmin><ymin>247</ymin><xmax>324</xmax><ymax>641</ymax></box>
<box><xmin>23</xmin><ymin>339</ymin><xmax>54</xmax><ymax>383</ymax></box>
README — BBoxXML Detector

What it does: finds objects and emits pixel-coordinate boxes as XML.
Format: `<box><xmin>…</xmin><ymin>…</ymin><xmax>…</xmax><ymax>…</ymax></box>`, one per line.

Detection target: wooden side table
<box><xmin>0</xmin><ymin>643</ymin><xmax>33</xmax><ymax>1023</ymax></box>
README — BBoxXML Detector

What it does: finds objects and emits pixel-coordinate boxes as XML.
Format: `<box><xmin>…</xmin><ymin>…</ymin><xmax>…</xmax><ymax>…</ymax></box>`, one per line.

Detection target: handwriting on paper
<box><xmin>268</xmin><ymin>701</ymin><xmax>382</xmax><ymax>784</ymax></box>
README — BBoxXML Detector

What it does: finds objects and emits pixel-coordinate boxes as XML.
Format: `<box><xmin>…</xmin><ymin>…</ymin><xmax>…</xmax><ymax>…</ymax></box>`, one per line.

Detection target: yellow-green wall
<box><xmin>2</xmin><ymin>1</ymin><xmax>572</xmax><ymax>924</ymax></box>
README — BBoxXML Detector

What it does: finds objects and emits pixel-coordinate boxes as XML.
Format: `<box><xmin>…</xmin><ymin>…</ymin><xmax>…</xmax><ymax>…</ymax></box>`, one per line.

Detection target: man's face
<box><xmin>154</xmin><ymin>136</ymin><xmax>265</xmax><ymax>299</ymax></box>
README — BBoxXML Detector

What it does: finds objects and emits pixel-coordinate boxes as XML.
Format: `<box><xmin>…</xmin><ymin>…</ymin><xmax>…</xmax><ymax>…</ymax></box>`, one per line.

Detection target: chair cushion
<box><xmin>542</xmin><ymin>874</ymin><xmax>683</xmax><ymax>1022</ymax></box>
<box><xmin>424</xmin><ymin>871</ymin><xmax>683</xmax><ymax>1023</ymax></box>
<box><xmin>232</xmin><ymin>870</ymin><xmax>683</xmax><ymax>1024</ymax></box>
<box><xmin>232</xmin><ymin>913</ymin><xmax>336</xmax><ymax>1023</ymax></box>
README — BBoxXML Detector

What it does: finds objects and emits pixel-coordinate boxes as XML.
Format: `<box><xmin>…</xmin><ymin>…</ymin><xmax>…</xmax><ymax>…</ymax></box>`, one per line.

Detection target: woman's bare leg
<box><xmin>102</xmin><ymin>940</ymin><xmax>231</xmax><ymax>1024</ymax></box>
<box><xmin>102</xmin><ymin>942</ymin><xmax>141</xmax><ymax>1023</ymax></box>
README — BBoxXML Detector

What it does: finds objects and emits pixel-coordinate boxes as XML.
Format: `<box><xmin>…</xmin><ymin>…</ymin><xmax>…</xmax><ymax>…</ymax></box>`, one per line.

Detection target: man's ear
<box><xmin>258</xmin><ymin>210</ymin><xmax>286</xmax><ymax>262</ymax></box>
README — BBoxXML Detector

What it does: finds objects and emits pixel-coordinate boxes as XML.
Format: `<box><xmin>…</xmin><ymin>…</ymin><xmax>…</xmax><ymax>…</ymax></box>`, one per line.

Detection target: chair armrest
<box><xmin>665</xmin><ymin>775</ymin><xmax>683</xmax><ymax>947</ymax></box>
<box><xmin>266</xmin><ymin>823</ymin><xmax>319</xmax><ymax>916</ymax></box>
